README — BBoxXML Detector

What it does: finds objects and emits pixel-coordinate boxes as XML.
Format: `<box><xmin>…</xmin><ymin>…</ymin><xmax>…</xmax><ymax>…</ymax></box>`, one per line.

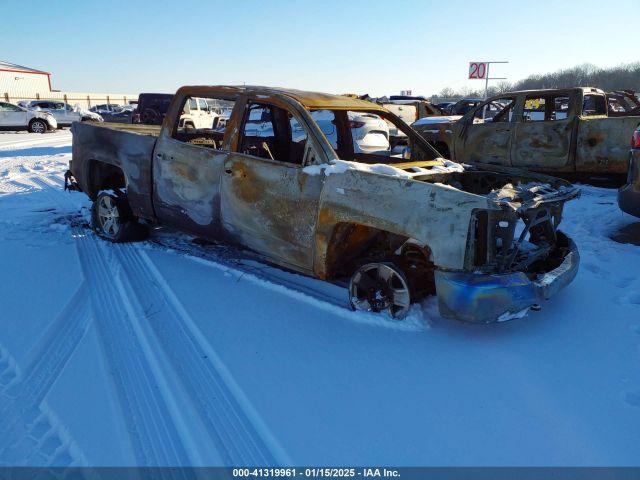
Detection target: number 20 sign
<box><xmin>469</xmin><ymin>62</ymin><xmax>488</xmax><ymax>79</ymax></box>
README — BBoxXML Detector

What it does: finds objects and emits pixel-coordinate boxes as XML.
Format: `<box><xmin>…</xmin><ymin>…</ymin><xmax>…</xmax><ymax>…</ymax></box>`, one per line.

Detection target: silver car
<box><xmin>27</xmin><ymin>100</ymin><xmax>103</xmax><ymax>127</ymax></box>
<box><xmin>0</xmin><ymin>101</ymin><xmax>57</xmax><ymax>133</ymax></box>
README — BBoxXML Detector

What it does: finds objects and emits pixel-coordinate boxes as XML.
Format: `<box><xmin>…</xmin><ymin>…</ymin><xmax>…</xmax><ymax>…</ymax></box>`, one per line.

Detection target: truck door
<box><xmin>511</xmin><ymin>93</ymin><xmax>574</xmax><ymax>172</ymax></box>
<box><xmin>219</xmin><ymin>100</ymin><xmax>323</xmax><ymax>273</ymax></box>
<box><xmin>455</xmin><ymin>97</ymin><xmax>516</xmax><ymax>165</ymax></box>
<box><xmin>575</xmin><ymin>93</ymin><xmax>636</xmax><ymax>174</ymax></box>
<box><xmin>152</xmin><ymin>93</ymin><xmax>235</xmax><ymax>236</ymax></box>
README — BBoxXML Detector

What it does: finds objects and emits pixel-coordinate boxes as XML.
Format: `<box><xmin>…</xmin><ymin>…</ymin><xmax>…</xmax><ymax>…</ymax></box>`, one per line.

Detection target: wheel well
<box><xmin>325</xmin><ymin>223</ymin><xmax>435</xmax><ymax>298</ymax></box>
<box><xmin>88</xmin><ymin>160</ymin><xmax>126</xmax><ymax>199</ymax></box>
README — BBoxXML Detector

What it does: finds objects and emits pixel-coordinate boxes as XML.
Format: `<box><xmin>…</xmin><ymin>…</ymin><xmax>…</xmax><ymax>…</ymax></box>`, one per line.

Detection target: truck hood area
<box><xmin>304</xmin><ymin>158</ymin><xmax>580</xmax><ymax>210</ymax></box>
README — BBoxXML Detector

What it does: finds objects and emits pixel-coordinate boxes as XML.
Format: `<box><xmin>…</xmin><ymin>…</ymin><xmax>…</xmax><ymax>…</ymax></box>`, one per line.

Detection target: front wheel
<box><xmin>348</xmin><ymin>262</ymin><xmax>412</xmax><ymax>319</ymax></box>
<box><xmin>29</xmin><ymin>119</ymin><xmax>47</xmax><ymax>134</ymax></box>
<box><xmin>91</xmin><ymin>190</ymin><xmax>148</xmax><ymax>242</ymax></box>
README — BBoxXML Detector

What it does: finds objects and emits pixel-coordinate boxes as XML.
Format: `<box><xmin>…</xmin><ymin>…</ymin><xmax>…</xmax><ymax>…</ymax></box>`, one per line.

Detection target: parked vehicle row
<box><xmin>0</xmin><ymin>101</ymin><xmax>57</xmax><ymax>132</ymax></box>
<box><xmin>0</xmin><ymin>100</ymin><xmax>104</xmax><ymax>133</ymax></box>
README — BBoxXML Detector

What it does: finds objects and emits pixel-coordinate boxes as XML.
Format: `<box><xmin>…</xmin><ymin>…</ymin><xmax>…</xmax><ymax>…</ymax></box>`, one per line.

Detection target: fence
<box><xmin>2</xmin><ymin>91</ymin><xmax>139</xmax><ymax>109</ymax></box>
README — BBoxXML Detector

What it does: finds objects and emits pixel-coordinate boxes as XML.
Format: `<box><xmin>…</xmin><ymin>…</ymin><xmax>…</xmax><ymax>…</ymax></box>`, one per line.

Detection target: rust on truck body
<box><xmin>414</xmin><ymin>87</ymin><xmax>640</xmax><ymax>177</ymax></box>
<box><xmin>69</xmin><ymin>85</ymin><xmax>580</xmax><ymax>323</ymax></box>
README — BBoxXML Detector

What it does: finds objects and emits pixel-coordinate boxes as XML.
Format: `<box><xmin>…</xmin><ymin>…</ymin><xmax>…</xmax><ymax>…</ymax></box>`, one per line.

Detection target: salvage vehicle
<box><xmin>66</xmin><ymin>86</ymin><xmax>580</xmax><ymax>323</ymax></box>
<box><xmin>413</xmin><ymin>87</ymin><xmax>640</xmax><ymax>179</ymax></box>
<box><xmin>446</xmin><ymin>98</ymin><xmax>483</xmax><ymax>115</ymax></box>
<box><xmin>618</xmin><ymin>125</ymin><xmax>640</xmax><ymax>218</ymax></box>
<box><xmin>0</xmin><ymin>101</ymin><xmax>57</xmax><ymax>133</ymax></box>
<box><xmin>378</xmin><ymin>100</ymin><xmax>442</xmax><ymax>148</ymax></box>
<box><xmin>607</xmin><ymin>90</ymin><xmax>640</xmax><ymax>117</ymax></box>
<box><xmin>26</xmin><ymin>100</ymin><xmax>103</xmax><ymax>126</ymax></box>
<box><xmin>358</xmin><ymin>96</ymin><xmax>442</xmax><ymax>148</ymax></box>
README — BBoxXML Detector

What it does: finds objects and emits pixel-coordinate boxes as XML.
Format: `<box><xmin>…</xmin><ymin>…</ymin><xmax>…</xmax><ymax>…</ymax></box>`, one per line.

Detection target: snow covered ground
<box><xmin>0</xmin><ymin>131</ymin><xmax>639</xmax><ymax>467</ymax></box>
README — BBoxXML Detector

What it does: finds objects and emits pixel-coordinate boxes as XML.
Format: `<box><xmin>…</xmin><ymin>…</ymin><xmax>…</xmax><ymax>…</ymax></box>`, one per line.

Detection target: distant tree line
<box><xmin>431</xmin><ymin>63</ymin><xmax>640</xmax><ymax>101</ymax></box>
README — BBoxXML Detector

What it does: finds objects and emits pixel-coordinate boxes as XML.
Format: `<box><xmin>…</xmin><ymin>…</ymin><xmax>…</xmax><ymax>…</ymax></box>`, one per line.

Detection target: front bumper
<box><xmin>618</xmin><ymin>150</ymin><xmax>640</xmax><ymax>218</ymax></box>
<box><xmin>45</xmin><ymin>117</ymin><xmax>57</xmax><ymax>130</ymax></box>
<box><xmin>434</xmin><ymin>233</ymin><xmax>579</xmax><ymax>323</ymax></box>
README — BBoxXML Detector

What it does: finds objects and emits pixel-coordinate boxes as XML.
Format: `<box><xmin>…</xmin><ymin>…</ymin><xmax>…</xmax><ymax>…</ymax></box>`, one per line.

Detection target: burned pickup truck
<box><xmin>413</xmin><ymin>87</ymin><xmax>640</xmax><ymax>179</ymax></box>
<box><xmin>67</xmin><ymin>86</ymin><xmax>580</xmax><ymax>323</ymax></box>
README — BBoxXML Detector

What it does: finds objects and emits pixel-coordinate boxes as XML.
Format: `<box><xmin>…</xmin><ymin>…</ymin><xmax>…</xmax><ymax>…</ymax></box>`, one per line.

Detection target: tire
<box><xmin>348</xmin><ymin>261</ymin><xmax>412</xmax><ymax>319</ymax></box>
<box><xmin>29</xmin><ymin>119</ymin><xmax>47</xmax><ymax>134</ymax></box>
<box><xmin>91</xmin><ymin>190</ymin><xmax>148</xmax><ymax>242</ymax></box>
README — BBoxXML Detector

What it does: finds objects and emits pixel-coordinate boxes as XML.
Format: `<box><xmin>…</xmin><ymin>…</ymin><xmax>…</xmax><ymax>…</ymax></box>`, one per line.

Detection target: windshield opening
<box><xmin>307</xmin><ymin>108</ymin><xmax>440</xmax><ymax>164</ymax></box>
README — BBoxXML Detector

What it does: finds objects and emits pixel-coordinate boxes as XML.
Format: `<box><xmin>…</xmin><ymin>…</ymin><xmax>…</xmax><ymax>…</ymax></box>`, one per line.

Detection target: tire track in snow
<box><xmin>75</xmin><ymin>233</ymin><xmax>196</xmax><ymax>473</ymax></box>
<box><xmin>113</xmin><ymin>243</ymin><xmax>289</xmax><ymax>466</ymax></box>
<box><xmin>16</xmin><ymin>147</ymin><xmax>288</xmax><ymax>464</ymax></box>
<box><xmin>0</xmin><ymin>285</ymin><xmax>90</xmax><ymax>467</ymax></box>
<box><xmin>12</xmin><ymin>162</ymin><xmax>197</xmax><ymax>470</ymax></box>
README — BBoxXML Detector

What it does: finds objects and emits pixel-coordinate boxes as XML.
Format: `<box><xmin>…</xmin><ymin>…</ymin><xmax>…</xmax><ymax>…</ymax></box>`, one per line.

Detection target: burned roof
<box><xmin>504</xmin><ymin>87</ymin><xmax>606</xmax><ymax>96</ymax></box>
<box><xmin>175</xmin><ymin>85</ymin><xmax>384</xmax><ymax>111</ymax></box>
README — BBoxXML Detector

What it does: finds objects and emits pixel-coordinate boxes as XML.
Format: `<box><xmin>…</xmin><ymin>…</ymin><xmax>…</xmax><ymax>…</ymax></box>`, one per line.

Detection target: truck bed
<box><xmin>85</xmin><ymin>122</ymin><xmax>162</xmax><ymax>137</ymax></box>
<box><xmin>70</xmin><ymin>121</ymin><xmax>157</xmax><ymax>219</ymax></box>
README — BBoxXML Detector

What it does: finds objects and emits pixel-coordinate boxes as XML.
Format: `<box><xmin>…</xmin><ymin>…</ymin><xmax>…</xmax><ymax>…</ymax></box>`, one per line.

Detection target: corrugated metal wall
<box><xmin>1</xmin><ymin>71</ymin><xmax>138</xmax><ymax>108</ymax></box>
<box><xmin>0</xmin><ymin>71</ymin><xmax>50</xmax><ymax>96</ymax></box>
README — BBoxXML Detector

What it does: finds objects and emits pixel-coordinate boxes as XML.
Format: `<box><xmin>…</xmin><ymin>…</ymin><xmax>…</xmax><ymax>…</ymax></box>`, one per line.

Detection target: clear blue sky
<box><xmin>3</xmin><ymin>0</ymin><xmax>639</xmax><ymax>96</ymax></box>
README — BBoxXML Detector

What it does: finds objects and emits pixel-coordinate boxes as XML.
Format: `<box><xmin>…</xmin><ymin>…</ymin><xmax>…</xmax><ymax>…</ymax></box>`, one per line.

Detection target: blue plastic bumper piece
<box><xmin>434</xmin><ymin>234</ymin><xmax>579</xmax><ymax>323</ymax></box>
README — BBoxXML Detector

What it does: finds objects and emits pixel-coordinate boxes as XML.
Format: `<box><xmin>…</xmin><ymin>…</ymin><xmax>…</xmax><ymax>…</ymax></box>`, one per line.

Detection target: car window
<box><xmin>308</xmin><ymin>108</ymin><xmax>435</xmax><ymax>163</ymax></box>
<box><xmin>582</xmin><ymin>94</ymin><xmax>607</xmax><ymax>116</ymax></box>
<box><xmin>0</xmin><ymin>103</ymin><xmax>22</xmax><ymax>112</ymax></box>
<box><xmin>551</xmin><ymin>96</ymin><xmax>570</xmax><ymax>120</ymax></box>
<box><xmin>309</xmin><ymin>110</ymin><xmax>337</xmax><ymax>149</ymax></box>
<box><xmin>239</xmin><ymin>102</ymin><xmax>308</xmax><ymax>165</ymax></box>
<box><xmin>473</xmin><ymin>98</ymin><xmax>515</xmax><ymax>123</ymax></box>
<box><xmin>523</xmin><ymin>97</ymin><xmax>546</xmax><ymax>122</ymax></box>
<box><xmin>522</xmin><ymin>94</ymin><xmax>573</xmax><ymax>122</ymax></box>
<box><xmin>197</xmin><ymin>98</ymin><xmax>208</xmax><ymax>111</ymax></box>
<box><xmin>172</xmin><ymin>95</ymin><xmax>236</xmax><ymax>150</ymax></box>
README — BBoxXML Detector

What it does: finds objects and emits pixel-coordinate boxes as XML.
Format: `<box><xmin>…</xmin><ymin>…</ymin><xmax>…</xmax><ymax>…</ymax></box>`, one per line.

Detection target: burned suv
<box><xmin>67</xmin><ymin>86</ymin><xmax>580</xmax><ymax>323</ymax></box>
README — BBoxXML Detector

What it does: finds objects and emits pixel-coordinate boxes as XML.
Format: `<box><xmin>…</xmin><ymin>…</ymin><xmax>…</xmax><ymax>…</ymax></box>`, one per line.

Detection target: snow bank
<box><xmin>303</xmin><ymin>158</ymin><xmax>465</xmax><ymax>179</ymax></box>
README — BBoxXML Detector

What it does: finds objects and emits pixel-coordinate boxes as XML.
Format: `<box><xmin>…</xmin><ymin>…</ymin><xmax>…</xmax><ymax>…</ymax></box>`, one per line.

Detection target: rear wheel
<box><xmin>348</xmin><ymin>262</ymin><xmax>412</xmax><ymax>319</ymax></box>
<box><xmin>91</xmin><ymin>190</ymin><xmax>148</xmax><ymax>242</ymax></box>
<box><xmin>29</xmin><ymin>119</ymin><xmax>47</xmax><ymax>134</ymax></box>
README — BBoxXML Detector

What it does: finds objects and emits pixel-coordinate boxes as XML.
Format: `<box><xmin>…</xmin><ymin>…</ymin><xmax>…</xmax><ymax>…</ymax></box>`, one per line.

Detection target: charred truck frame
<box><xmin>413</xmin><ymin>87</ymin><xmax>640</xmax><ymax>180</ymax></box>
<box><xmin>67</xmin><ymin>86</ymin><xmax>580</xmax><ymax>323</ymax></box>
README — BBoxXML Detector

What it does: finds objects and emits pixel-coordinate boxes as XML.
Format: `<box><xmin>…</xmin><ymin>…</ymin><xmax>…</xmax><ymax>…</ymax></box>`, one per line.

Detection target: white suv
<box><xmin>179</xmin><ymin>97</ymin><xmax>219</xmax><ymax>130</ymax></box>
<box><xmin>0</xmin><ymin>102</ymin><xmax>57</xmax><ymax>133</ymax></box>
<box><xmin>27</xmin><ymin>100</ymin><xmax>103</xmax><ymax>127</ymax></box>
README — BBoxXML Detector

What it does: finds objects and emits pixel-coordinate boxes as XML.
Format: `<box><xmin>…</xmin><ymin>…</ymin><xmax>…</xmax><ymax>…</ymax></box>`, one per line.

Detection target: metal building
<box><xmin>0</xmin><ymin>61</ymin><xmax>52</xmax><ymax>96</ymax></box>
<box><xmin>1</xmin><ymin>60</ymin><xmax>138</xmax><ymax>109</ymax></box>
